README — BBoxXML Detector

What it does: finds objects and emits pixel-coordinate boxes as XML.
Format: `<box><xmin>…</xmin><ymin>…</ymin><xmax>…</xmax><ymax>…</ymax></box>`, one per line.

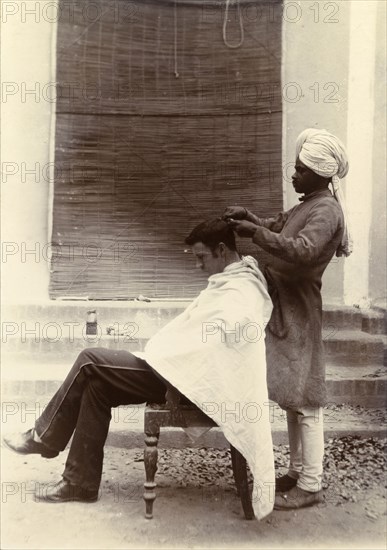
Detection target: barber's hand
<box><xmin>222</xmin><ymin>206</ymin><xmax>247</xmax><ymax>220</ymax></box>
<box><xmin>227</xmin><ymin>219</ymin><xmax>258</xmax><ymax>238</ymax></box>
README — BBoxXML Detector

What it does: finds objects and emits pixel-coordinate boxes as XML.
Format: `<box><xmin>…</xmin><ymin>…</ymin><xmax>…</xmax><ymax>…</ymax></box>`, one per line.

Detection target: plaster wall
<box><xmin>1</xmin><ymin>1</ymin><xmax>57</xmax><ymax>303</ymax></box>
<box><xmin>282</xmin><ymin>0</ymin><xmax>351</xmax><ymax>304</ymax></box>
<box><xmin>369</xmin><ymin>1</ymin><xmax>386</xmax><ymax>307</ymax></box>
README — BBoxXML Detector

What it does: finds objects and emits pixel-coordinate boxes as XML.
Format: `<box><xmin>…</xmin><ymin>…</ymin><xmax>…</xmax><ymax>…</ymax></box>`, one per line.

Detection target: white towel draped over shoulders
<box><xmin>142</xmin><ymin>256</ymin><xmax>275</xmax><ymax>519</ymax></box>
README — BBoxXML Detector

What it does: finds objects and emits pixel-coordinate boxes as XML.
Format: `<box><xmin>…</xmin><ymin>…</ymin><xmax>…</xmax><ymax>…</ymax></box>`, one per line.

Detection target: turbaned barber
<box><xmin>224</xmin><ymin>128</ymin><xmax>351</xmax><ymax>510</ymax></box>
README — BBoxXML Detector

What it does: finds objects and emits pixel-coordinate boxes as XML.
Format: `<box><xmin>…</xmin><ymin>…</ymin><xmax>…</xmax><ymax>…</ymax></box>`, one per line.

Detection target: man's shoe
<box><xmin>274</xmin><ymin>485</ymin><xmax>324</xmax><ymax>510</ymax></box>
<box><xmin>35</xmin><ymin>480</ymin><xmax>99</xmax><ymax>503</ymax></box>
<box><xmin>3</xmin><ymin>429</ymin><xmax>59</xmax><ymax>458</ymax></box>
<box><xmin>275</xmin><ymin>474</ymin><xmax>298</xmax><ymax>493</ymax></box>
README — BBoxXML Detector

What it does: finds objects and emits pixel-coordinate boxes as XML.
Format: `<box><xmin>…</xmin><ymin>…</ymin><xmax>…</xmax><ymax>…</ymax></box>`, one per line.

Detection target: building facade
<box><xmin>2</xmin><ymin>0</ymin><xmax>386</xmax><ymax>308</ymax></box>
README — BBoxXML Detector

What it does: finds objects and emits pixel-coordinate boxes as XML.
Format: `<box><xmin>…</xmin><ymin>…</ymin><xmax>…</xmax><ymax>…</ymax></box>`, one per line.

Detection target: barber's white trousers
<box><xmin>286</xmin><ymin>407</ymin><xmax>324</xmax><ymax>492</ymax></box>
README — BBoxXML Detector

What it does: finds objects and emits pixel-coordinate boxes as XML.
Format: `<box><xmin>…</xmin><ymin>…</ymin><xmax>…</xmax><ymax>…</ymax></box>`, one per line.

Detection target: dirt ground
<box><xmin>1</xmin><ymin>446</ymin><xmax>386</xmax><ymax>550</ymax></box>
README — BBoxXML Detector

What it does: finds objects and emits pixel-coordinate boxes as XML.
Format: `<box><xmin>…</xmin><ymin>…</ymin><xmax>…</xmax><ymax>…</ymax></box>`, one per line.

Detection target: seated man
<box><xmin>3</xmin><ymin>219</ymin><xmax>275</xmax><ymax>520</ymax></box>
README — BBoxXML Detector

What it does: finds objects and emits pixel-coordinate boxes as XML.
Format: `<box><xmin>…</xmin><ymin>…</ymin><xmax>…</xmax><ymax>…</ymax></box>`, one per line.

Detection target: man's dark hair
<box><xmin>185</xmin><ymin>218</ymin><xmax>237</xmax><ymax>253</ymax></box>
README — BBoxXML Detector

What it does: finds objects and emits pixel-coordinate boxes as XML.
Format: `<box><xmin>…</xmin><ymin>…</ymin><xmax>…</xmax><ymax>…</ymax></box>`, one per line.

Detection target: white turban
<box><xmin>295</xmin><ymin>128</ymin><xmax>352</xmax><ymax>257</ymax></box>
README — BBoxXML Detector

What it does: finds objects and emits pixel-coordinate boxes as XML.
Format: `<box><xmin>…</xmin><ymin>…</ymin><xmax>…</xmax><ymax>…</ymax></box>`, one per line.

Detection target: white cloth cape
<box><xmin>142</xmin><ymin>256</ymin><xmax>275</xmax><ymax>520</ymax></box>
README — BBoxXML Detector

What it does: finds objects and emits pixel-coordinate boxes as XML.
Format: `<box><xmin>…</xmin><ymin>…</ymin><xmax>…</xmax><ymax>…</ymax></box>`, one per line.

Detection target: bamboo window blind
<box><xmin>50</xmin><ymin>0</ymin><xmax>283</xmax><ymax>299</ymax></box>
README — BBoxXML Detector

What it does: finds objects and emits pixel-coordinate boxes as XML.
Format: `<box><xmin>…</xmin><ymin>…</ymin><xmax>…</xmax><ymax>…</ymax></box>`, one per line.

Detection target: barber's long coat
<box><xmin>252</xmin><ymin>189</ymin><xmax>344</xmax><ymax>410</ymax></box>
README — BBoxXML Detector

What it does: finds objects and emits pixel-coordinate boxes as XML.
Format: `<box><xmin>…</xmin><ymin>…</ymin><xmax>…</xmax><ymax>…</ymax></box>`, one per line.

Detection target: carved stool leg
<box><xmin>230</xmin><ymin>445</ymin><xmax>240</xmax><ymax>496</ymax></box>
<box><xmin>230</xmin><ymin>444</ymin><xmax>254</xmax><ymax>520</ymax></box>
<box><xmin>143</xmin><ymin>428</ymin><xmax>160</xmax><ymax>519</ymax></box>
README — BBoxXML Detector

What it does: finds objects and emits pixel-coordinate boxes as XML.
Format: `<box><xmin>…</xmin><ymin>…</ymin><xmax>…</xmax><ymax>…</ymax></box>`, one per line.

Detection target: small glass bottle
<box><xmin>86</xmin><ymin>310</ymin><xmax>97</xmax><ymax>335</ymax></box>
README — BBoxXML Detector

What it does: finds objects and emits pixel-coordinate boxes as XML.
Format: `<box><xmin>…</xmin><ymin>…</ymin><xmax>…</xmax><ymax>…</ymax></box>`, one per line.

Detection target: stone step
<box><xmin>1</xmin><ymin>301</ymin><xmax>187</xmax><ymax>332</ymax></box>
<box><xmin>323</xmin><ymin>304</ymin><xmax>363</xmax><ymax>331</ymax></box>
<box><xmin>325</xmin><ymin>364</ymin><xmax>386</xmax><ymax>407</ymax></box>
<box><xmin>361</xmin><ymin>309</ymin><xmax>386</xmax><ymax>335</ymax></box>
<box><xmin>3</xmin><ymin>302</ymin><xmax>383</xmax><ymax>333</ymax></box>
<box><xmin>1</xmin><ymin>399</ymin><xmax>385</xmax><ymax>448</ymax></box>
<box><xmin>323</xmin><ymin>330</ymin><xmax>385</xmax><ymax>366</ymax></box>
<box><xmin>2</xmin><ymin>361</ymin><xmax>386</xmax><ymax>409</ymax></box>
<box><xmin>2</xmin><ymin>329</ymin><xmax>385</xmax><ymax>366</ymax></box>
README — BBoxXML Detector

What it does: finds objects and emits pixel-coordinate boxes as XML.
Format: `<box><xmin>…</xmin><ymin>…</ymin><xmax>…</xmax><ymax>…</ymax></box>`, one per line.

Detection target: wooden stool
<box><xmin>143</xmin><ymin>385</ymin><xmax>254</xmax><ymax>520</ymax></box>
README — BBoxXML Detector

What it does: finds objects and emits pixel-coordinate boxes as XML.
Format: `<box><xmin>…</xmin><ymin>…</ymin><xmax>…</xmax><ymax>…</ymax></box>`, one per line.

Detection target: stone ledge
<box><xmin>105</xmin><ymin>424</ymin><xmax>387</xmax><ymax>449</ymax></box>
<box><xmin>3</xmin><ymin>303</ymin><xmax>385</xmax><ymax>333</ymax></box>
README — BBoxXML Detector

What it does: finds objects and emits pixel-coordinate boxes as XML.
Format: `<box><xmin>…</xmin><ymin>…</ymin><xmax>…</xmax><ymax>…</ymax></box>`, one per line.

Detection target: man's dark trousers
<box><xmin>35</xmin><ymin>348</ymin><xmax>167</xmax><ymax>491</ymax></box>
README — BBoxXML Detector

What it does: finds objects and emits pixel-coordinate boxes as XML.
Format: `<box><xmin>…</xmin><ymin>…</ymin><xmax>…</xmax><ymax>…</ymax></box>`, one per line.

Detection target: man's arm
<box><xmin>223</xmin><ymin>206</ymin><xmax>291</xmax><ymax>234</ymax></box>
<box><xmin>245</xmin><ymin>210</ymin><xmax>290</xmax><ymax>233</ymax></box>
<box><xmin>252</xmin><ymin>202</ymin><xmax>342</xmax><ymax>265</ymax></box>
